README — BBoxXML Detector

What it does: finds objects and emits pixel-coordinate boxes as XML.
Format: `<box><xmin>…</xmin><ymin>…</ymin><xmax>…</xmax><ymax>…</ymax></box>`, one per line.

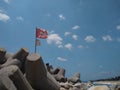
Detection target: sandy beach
<box><xmin>87</xmin><ymin>81</ymin><xmax>120</xmax><ymax>90</ymax></box>
<box><xmin>93</xmin><ymin>81</ymin><xmax>120</xmax><ymax>85</ymax></box>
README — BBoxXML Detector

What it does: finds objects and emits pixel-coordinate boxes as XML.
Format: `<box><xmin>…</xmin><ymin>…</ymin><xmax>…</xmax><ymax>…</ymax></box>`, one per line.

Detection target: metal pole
<box><xmin>35</xmin><ymin>28</ymin><xmax>37</xmax><ymax>53</ymax></box>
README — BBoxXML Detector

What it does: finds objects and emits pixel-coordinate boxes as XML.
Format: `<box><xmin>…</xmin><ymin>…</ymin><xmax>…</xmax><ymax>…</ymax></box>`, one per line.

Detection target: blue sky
<box><xmin>0</xmin><ymin>0</ymin><xmax>120</xmax><ymax>81</ymax></box>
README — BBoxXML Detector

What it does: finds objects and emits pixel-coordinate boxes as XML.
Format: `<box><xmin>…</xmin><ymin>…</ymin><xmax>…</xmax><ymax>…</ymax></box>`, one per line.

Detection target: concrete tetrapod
<box><xmin>54</xmin><ymin>68</ymin><xmax>66</xmax><ymax>82</ymax></box>
<box><xmin>68</xmin><ymin>72</ymin><xmax>81</xmax><ymax>84</ymax></box>
<box><xmin>12</xmin><ymin>48</ymin><xmax>29</xmax><ymax>62</ymax></box>
<box><xmin>0</xmin><ymin>48</ymin><xmax>28</xmax><ymax>71</ymax></box>
<box><xmin>25</xmin><ymin>53</ymin><xmax>60</xmax><ymax>90</ymax></box>
<box><xmin>0</xmin><ymin>65</ymin><xmax>33</xmax><ymax>90</ymax></box>
<box><xmin>0</xmin><ymin>59</ymin><xmax>22</xmax><ymax>69</ymax></box>
<box><xmin>0</xmin><ymin>48</ymin><xmax>6</xmax><ymax>64</ymax></box>
<box><xmin>0</xmin><ymin>75</ymin><xmax>17</xmax><ymax>90</ymax></box>
<box><xmin>0</xmin><ymin>48</ymin><xmax>29</xmax><ymax>72</ymax></box>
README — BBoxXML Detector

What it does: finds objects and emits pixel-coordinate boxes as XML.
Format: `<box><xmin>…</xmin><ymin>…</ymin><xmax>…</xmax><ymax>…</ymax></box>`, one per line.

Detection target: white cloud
<box><xmin>64</xmin><ymin>32</ymin><xmax>71</xmax><ymax>36</ymax></box>
<box><xmin>72</xmin><ymin>25</ymin><xmax>80</xmax><ymax>30</ymax></box>
<box><xmin>58</xmin><ymin>45</ymin><xmax>63</xmax><ymax>48</ymax></box>
<box><xmin>0</xmin><ymin>12</ymin><xmax>10</xmax><ymax>22</ymax></box>
<box><xmin>47</xmin><ymin>33</ymin><xmax>63</xmax><ymax>47</ymax></box>
<box><xmin>85</xmin><ymin>35</ymin><xmax>96</xmax><ymax>43</ymax></box>
<box><xmin>58</xmin><ymin>14</ymin><xmax>66</xmax><ymax>20</ymax></box>
<box><xmin>99</xmin><ymin>65</ymin><xmax>103</xmax><ymax>68</ymax></box>
<box><xmin>16</xmin><ymin>16</ymin><xmax>24</xmax><ymax>21</ymax></box>
<box><xmin>78</xmin><ymin>45</ymin><xmax>89</xmax><ymax>49</ymax></box>
<box><xmin>116</xmin><ymin>25</ymin><xmax>120</xmax><ymax>30</ymax></box>
<box><xmin>57</xmin><ymin>57</ymin><xmax>67</xmax><ymax>62</ymax></box>
<box><xmin>78</xmin><ymin>45</ymin><xmax>84</xmax><ymax>48</ymax></box>
<box><xmin>4</xmin><ymin>0</ymin><xmax>12</xmax><ymax>4</ymax></box>
<box><xmin>72</xmin><ymin>34</ymin><xmax>78</xmax><ymax>40</ymax></box>
<box><xmin>102</xmin><ymin>35</ymin><xmax>113</xmax><ymax>41</ymax></box>
<box><xmin>64</xmin><ymin>43</ymin><xmax>72</xmax><ymax>50</ymax></box>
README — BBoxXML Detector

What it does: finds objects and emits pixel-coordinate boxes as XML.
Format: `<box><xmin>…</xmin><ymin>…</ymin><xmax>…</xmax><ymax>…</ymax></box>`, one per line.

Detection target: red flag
<box><xmin>36</xmin><ymin>39</ymin><xmax>40</xmax><ymax>46</ymax></box>
<box><xmin>36</xmin><ymin>28</ymin><xmax>48</xmax><ymax>39</ymax></box>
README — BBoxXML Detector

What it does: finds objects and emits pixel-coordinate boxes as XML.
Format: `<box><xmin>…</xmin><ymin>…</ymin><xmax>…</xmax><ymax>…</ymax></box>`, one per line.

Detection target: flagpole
<box><xmin>35</xmin><ymin>28</ymin><xmax>37</xmax><ymax>53</ymax></box>
<box><xmin>35</xmin><ymin>39</ymin><xmax>37</xmax><ymax>53</ymax></box>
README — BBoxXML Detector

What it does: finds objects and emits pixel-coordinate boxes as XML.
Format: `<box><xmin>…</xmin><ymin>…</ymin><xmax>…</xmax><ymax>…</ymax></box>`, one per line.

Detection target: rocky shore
<box><xmin>0</xmin><ymin>48</ymin><xmax>120</xmax><ymax>90</ymax></box>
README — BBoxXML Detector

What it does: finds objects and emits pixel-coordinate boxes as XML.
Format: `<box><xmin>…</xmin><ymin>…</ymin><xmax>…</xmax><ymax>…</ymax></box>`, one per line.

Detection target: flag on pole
<box><xmin>35</xmin><ymin>27</ymin><xmax>48</xmax><ymax>53</ymax></box>
<box><xmin>36</xmin><ymin>39</ymin><xmax>40</xmax><ymax>46</ymax></box>
<box><xmin>36</xmin><ymin>28</ymin><xmax>48</xmax><ymax>39</ymax></box>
